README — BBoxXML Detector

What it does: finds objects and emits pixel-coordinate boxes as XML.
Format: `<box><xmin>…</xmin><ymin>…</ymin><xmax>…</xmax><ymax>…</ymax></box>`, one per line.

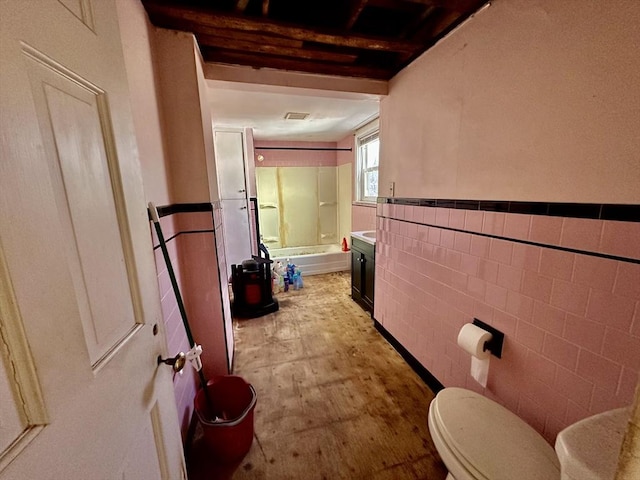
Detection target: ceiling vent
<box><xmin>284</xmin><ymin>112</ymin><xmax>310</xmax><ymax>120</ymax></box>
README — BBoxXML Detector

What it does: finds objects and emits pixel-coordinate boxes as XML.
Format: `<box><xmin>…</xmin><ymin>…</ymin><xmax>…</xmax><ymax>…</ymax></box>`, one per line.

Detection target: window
<box><xmin>355</xmin><ymin>120</ymin><xmax>379</xmax><ymax>203</ymax></box>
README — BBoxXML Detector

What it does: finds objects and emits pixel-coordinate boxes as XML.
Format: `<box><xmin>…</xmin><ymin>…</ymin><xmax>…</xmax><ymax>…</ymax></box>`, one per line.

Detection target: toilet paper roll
<box><xmin>458</xmin><ymin>323</ymin><xmax>493</xmax><ymax>387</ymax></box>
<box><xmin>471</xmin><ymin>356</ymin><xmax>490</xmax><ymax>388</ymax></box>
<box><xmin>457</xmin><ymin>323</ymin><xmax>492</xmax><ymax>360</ymax></box>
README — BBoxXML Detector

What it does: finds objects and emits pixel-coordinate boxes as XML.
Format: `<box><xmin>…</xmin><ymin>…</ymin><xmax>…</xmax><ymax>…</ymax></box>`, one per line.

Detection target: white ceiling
<box><xmin>207</xmin><ymin>80</ymin><xmax>380</xmax><ymax>142</ymax></box>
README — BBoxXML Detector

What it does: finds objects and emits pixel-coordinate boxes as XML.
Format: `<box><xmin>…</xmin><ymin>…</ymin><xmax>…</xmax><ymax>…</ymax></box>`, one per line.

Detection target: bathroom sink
<box><xmin>555</xmin><ymin>406</ymin><xmax>630</xmax><ymax>480</ymax></box>
<box><xmin>351</xmin><ymin>230</ymin><xmax>376</xmax><ymax>245</ymax></box>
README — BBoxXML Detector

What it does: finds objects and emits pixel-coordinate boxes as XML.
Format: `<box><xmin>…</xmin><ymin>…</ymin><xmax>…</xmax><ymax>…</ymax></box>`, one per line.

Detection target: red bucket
<box><xmin>194</xmin><ymin>375</ymin><xmax>257</xmax><ymax>463</ymax></box>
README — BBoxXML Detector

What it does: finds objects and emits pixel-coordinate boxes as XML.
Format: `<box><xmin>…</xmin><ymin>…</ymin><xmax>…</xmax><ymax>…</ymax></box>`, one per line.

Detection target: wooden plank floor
<box><xmin>187</xmin><ymin>271</ymin><xmax>447</xmax><ymax>479</ymax></box>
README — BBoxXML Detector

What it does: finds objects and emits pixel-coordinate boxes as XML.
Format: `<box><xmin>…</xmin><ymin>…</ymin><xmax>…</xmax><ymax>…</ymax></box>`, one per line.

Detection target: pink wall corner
<box><xmin>176</xmin><ymin>226</ymin><xmax>229</xmax><ymax>380</ymax></box>
<box><xmin>337</xmin><ymin>135</ymin><xmax>354</xmax><ymax>166</ymax></box>
<box><xmin>352</xmin><ymin>204</ymin><xmax>376</xmax><ymax>232</ymax></box>
<box><xmin>153</xmin><ymin>28</ymin><xmax>212</xmax><ymax>204</ymax></box>
<box><xmin>375</xmin><ymin>204</ymin><xmax>640</xmax><ymax>444</ymax></box>
<box><xmin>194</xmin><ymin>45</ymin><xmax>219</xmax><ymax>204</ymax></box>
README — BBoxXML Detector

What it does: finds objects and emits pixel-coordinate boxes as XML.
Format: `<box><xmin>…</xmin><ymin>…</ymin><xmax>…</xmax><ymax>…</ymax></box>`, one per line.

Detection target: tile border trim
<box><xmin>150</xmin><ymin>203</ymin><xmax>215</xmax><ymax>250</ymax></box>
<box><xmin>154</xmin><ymin>230</ymin><xmax>215</xmax><ymax>250</ymax></box>
<box><xmin>156</xmin><ymin>202</ymin><xmax>213</xmax><ymax>218</ymax></box>
<box><xmin>378</xmin><ymin>215</ymin><xmax>640</xmax><ymax>265</ymax></box>
<box><xmin>378</xmin><ymin>198</ymin><xmax>640</xmax><ymax>222</ymax></box>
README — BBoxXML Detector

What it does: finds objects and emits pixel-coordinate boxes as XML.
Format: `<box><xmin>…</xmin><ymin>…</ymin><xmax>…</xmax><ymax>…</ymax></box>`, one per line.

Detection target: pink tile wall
<box><xmin>374</xmin><ymin>204</ymin><xmax>640</xmax><ymax>443</ymax></box>
<box><xmin>151</xmin><ymin>209</ymin><xmax>230</xmax><ymax>441</ymax></box>
<box><xmin>151</xmin><ymin>214</ymin><xmax>197</xmax><ymax>440</ymax></box>
<box><xmin>254</xmin><ymin>140</ymin><xmax>338</xmax><ymax>167</ymax></box>
<box><xmin>175</xmin><ymin>212</ymin><xmax>229</xmax><ymax>380</ymax></box>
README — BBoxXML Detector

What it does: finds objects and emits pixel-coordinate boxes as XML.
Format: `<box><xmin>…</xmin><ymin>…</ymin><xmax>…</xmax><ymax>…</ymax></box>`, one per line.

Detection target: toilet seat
<box><xmin>428</xmin><ymin>388</ymin><xmax>560</xmax><ymax>480</ymax></box>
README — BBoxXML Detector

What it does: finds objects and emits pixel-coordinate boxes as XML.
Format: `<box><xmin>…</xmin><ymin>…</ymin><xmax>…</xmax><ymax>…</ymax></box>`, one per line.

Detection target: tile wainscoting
<box><xmin>150</xmin><ymin>202</ymin><xmax>230</xmax><ymax>440</ymax></box>
<box><xmin>373</xmin><ymin>198</ymin><xmax>639</xmax><ymax>443</ymax></box>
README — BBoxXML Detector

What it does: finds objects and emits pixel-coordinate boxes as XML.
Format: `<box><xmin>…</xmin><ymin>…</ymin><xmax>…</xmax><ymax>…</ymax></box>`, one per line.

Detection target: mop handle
<box><xmin>148</xmin><ymin>202</ymin><xmax>214</xmax><ymax>410</ymax></box>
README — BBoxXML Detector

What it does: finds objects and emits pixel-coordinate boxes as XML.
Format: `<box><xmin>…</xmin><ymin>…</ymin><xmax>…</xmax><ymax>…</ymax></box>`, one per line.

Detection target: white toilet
<box><xmin>428</xmin><ymin>387</ymin><xmax>631</xmax><ymax>480</ymax></box>
<box><xmin>428</xmin><ymin>387</ymin><xmax>561</xmax><ymax>480</ymax></box>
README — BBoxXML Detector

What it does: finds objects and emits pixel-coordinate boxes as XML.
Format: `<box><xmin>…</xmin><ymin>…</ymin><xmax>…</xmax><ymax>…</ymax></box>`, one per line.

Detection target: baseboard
<box><xmin>373</xmin><ymin>319</ymin><xmax>444</xmax><ymax>395</ymax></box>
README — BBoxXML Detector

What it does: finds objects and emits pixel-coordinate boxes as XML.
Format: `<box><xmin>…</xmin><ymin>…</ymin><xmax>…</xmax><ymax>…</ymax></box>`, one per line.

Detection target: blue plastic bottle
<box><xmin>295</xmin><ymin>268</ymin><xmax>303</xmax><ymax>289</ymax></box>
<box><xmin>286</xmin><ymin>258</ymin><xmax>295</xmax><ymax>285</ymax></box>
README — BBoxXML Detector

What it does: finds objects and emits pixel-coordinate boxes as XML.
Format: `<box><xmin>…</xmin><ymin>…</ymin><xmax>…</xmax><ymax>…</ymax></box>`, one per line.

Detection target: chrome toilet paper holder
<box><xmin>473</xmin><ymin>318</ymin><xmax>504</xmax><ymax>359</ymax></box>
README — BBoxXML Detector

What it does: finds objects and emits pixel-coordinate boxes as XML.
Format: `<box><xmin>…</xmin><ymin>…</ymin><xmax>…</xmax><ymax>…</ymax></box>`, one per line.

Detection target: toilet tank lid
<box><xmin>555</xmin><ymin>406</ymin><xmax>631</xmax><ymax>480</ymax></box>
<box><xmin>431</xmin><ymin>388</ymin><xmax>560</xmax><ymax>480</ymax></box>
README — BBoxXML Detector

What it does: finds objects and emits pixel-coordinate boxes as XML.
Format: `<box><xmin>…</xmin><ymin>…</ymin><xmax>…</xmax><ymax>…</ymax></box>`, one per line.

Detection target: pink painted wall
<box><xmin>114</xmin><ymin>0</ymin><xmax>170</xmax><ymax>204</ymax></box>
<box><xmin>336</xmin><ymin>135</ymin><xmax>354</xmax><ymax>167</ymax></box>
<box><xmin>205</xmin><ymin>62</ymin><xmax>388</xmax><ymax>96</ymax></box>
<box><xmin>374</xmin><ymin>0</ymin><xmax>640</xmax><ymax>444</ymax></box>
<box><xmin>152</xmin><ymin>32</ymin><xmax>230</xmax><ymax>437</ymax></box>
<box><xmin>374</xmin><ymin>204</ymin><xmax>639</xmax><ymax>443</ymax></box>
<box><xmin>340</xmin><ymin>132</ymin><xmax>376</xmax><ymax>232</ymax></box>
<box><xmin>116</xmin><ymin>1</ymin><xmax>229</xmax><ymax>441</ymax></box>
<box><xmin>153</xmin><ymin>29</ymin><xmax>213</xmax><ymax>204</ymax></box>
<box><xmin>254</xmin><ymin>140</ymin><xmax>338</xmax><ymax>167</ymax></box>
<box><xmin>380</xmin><ymin>0</ymin><xmax>640</xmax><ymax>203</ymax></box>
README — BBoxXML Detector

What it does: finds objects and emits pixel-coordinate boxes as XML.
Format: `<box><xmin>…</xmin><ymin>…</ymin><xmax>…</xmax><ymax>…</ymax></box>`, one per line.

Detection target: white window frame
<box><xmin>355</xmin><ymin>118</ymin><xmax>379</xmax><ymax>204</ymax></box>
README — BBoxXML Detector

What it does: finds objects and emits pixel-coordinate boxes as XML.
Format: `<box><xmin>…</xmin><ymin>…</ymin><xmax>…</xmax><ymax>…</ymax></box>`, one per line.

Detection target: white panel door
<box><xmin>0</xmin><ymin>1</ymin><xmax>185</xmax><ymax>478</ymax></box>
<box><xmin>215</xmin><ymin>130</ymin><xmax>248</xmax><ymax>200</ymax></box>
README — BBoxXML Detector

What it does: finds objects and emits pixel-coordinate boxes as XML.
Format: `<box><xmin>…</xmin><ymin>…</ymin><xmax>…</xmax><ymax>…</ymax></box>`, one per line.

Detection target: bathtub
<box><xmin>267</xmin><ymin>244</ymin><xmax>350</xmax><ymax>276</ymax></box>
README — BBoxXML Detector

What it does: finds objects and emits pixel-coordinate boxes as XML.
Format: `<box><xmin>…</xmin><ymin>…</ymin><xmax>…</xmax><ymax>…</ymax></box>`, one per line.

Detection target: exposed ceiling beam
<box><xmin>142</xmin><ymin>2</ymin><xmax>419</xmax><ymax>53</ymax></box>
<box><xmin>346</xmin><ymin>0</ymin><xmax>368</xmax><ymax>30</ymax></box>
<box><xmin>190</xmin><ymin>25</ymin><xmax>304</xmax><ymax>48</ymax></box>
<box><xmin>197</xmin><ymin>34</ymin><xmax>359</xmax><ymax>64</ymax></box>
<box><xmin>400</xmin><ymin>5</ymin><xmax>437</xmax><ymax>39</ymax></box>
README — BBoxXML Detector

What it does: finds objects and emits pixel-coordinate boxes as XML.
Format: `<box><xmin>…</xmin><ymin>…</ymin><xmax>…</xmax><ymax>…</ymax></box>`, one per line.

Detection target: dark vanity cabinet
<box><xmin>351</xmin><ymin>237</ymin><xmax>375</xmax><ymax>315</ymax></box>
